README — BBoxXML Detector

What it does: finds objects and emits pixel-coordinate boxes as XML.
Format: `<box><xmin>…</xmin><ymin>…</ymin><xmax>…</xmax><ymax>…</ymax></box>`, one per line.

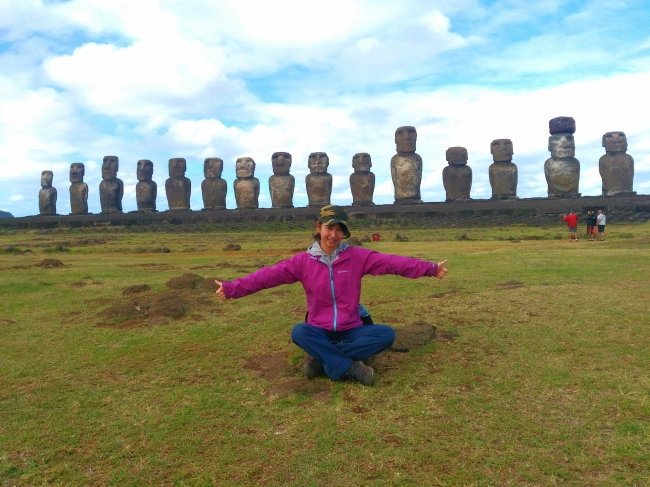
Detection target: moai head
<box><xmin>602</xmin><ymin>131</ymin><xmax>628</xmax><ymax>152</ymax></box>
<box><xmin>102</xmin><ymin>156</ymin><xmax>119</xmax><ymax>179</ymax></box>
<box><xmin>169</xmin><ymin>158</ymin><xmax>186</xmax><ymax>178</ymax></box>
<box><xmin>236</xmin><ymin>157</ymin><xmax>255</xmax><ymax>178</ymax></box>
<box><xmin>308</xmin><ymin>152</ymin><xmax>329</xmax><ymax>174</ymax></box>
<box><xmin>548</xmin><ymin>134</ymin><xmax>575</xmax><ymax>158</ymax></box>
<box><xmin>137</xmin><ymin>159</ymin><xmax>154</xmax><ymax>181</ymax></box>
<box><xmin>446</xmin><ymin>147</ymin><xmax>468</xmax><ymax>165</ymax></box>
<box><xmin>204</xmin><ymin>158</ymin><xmax>223</xmax><ymax>178</ymax></box>
<box><xmin>395</xmin><ymin>126</ymin><xmax>417</xmax><ymax>153</ymax></box>
<box><xmin>352</xmin><ymin>153</ymin><xmax>372</xmax><ymax>173</ymax></box>
<box><xmin>41</xmin><ymin>170</ymin><xmax>53</xmax><ymax>188</ymax></box>
<box><xmin>272</xmin><ymin>152</ymin><xmax>292</xmax><ymax>175</ymax></box>
<box><xmin>69</xmin><ymin>163</ymin><xmax>85</xmax><ymax>183</ymax></box>
<box><xmin>490</xmin><ymin>139</ymin><xmax>513</xmax><ymax>162</ymax></box>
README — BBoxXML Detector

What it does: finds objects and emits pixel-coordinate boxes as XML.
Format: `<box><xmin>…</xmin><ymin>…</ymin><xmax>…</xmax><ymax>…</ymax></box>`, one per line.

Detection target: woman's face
<box><xmin>317</xmin><ymin>222</ymin><xmax>345</xmax><ymax>254</ymax></box>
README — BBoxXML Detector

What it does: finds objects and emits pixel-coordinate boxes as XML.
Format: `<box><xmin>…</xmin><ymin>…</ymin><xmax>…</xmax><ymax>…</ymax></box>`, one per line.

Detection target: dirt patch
<box><xmin>190</xmin><ymin>265</ymin><xmax>215</xmax><ymax>270</ymax></box>
<box><xmin>223</xmin><ymin>243</ymin><xmax>242</xmax><ymax>251</ymax></box>
<box><xmin>70</xmin><ymin>282</ymin><xmax>86</xmax><ymax>288</ymax></box>
<box><xmin>270</xmin><ymin>289</ymin><xmax>290</xmax><ymax>296</ymax></box>
<box><xmin>36</xmin><ymin>258</ymin><xmax>64</xmax><ymax>267</ymax></box>
<box><xmin>118</xmin><ymin>263</ymin><xmax>176</xmax><ymax>270</ymax></box>
<box><xmin>166</xmin><ymin>273</ymin><xmax>204</xmax><ymax>290</ymax></box>
<box><xmin>429</xmin><ymin>289</ymin><xmax>459</xmax><ymax>299</ymax></box>
<box><xmin>97</xmin><ymin>291</ymin><xmax>195</xmax><ymax>327</ymax></box>
<box><xmin>266</xmin><ymin>378</ymin><xmax>331</xmax><ymax>399</ymax></box>
<box><xmin>390</xmin><ymin>321</ymin><xmax>437</xmax><ymax>352</ymax></box>
<box><xmin>496</xmin><ymin>280</ymin><xmax>525</xmax><ymax>289</ymax></box>
<box><xmin>122</xmin><ymin>284</ymin><xmax>151</xmax><ymax>295</ymax></box>
<box><xmin>436</xmin><ymin>329</ymin><xmax>460</xmax><ymax>340</ymax></box>
<box><xmin>244</xmin><ymin>352</ymin><xmax>297</xmax><ymax>380</ymax></box>
<box><xmin>1</xmin><ymin>319</ymin><xmax>17</xmax><ymax>325</ymax></box>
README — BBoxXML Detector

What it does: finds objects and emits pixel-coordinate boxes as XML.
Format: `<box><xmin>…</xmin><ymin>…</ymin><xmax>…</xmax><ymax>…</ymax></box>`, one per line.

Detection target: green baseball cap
<box><xmin>318</xmin><ymin>205</ymin><xmax>351</xmax><ymax>238</ymax></box>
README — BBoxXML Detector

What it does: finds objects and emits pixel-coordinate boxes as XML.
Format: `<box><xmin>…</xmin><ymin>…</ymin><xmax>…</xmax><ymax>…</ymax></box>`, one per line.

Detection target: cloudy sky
<box><xmin>1</xmin><ymin>0</ymin><xmax>649</xmax><ymax>217</ymax></box>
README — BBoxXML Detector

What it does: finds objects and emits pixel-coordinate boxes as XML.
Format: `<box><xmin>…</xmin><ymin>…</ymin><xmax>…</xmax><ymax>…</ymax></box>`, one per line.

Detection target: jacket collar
<box><xmin>307</xmin><ymin>241</ymin><xmax>350</xmax><ymax>266</ymax></box>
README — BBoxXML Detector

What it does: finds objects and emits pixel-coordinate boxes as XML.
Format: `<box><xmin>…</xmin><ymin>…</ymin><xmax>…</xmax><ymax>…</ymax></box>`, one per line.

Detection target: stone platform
<box><xmin>1</xmin><ymin>194</ymin><xmax>649</xmax><ymax>230</ymax></box>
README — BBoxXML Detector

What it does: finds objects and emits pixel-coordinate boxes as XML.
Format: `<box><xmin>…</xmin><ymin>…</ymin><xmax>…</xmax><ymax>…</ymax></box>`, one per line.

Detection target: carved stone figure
<box><xmin>350</xmin><ymin>153</ymin><xmax>375</xmax><ymax>206</ymax></box>
<box><xmin>390</xmin><ymin>126</ymin><xmax>422</xmax><ymax>204</ymax></box>
<box><xmin>306</xmin><ymin>152</ymin><xmax>332</xmax><ymax>207</ymax></box>
<box><xmin>201</xmin><ymin>158</ymin><xmax>227</xmax><ymax>210</ymax></box>
<box><xmin>136</xmin><ymin>159</ymin><xmax>157</xmax><ymax>212</ymax></box>
<box><xmin>39</xmin><ymin>170</ymin><xmax>57</xmax><ymax>215</ymax></box>
<box><xmin>488</xmin><ymin>139</ymin><xmax>518</xmax><ymax>200</ymax></box>
<box><xmin>269</xmin><ymin>152</ymin><xmax>294</xmax><ymax>208</ymax></box>
<box><xmin>443</xmin><ymin>147</ymin><xmax>472</xmax><ymax>201</ymax></box>
<box><xmin>69</xmin><ymin>163</ymin><xmax>88</xmax><ymax>214</ymax></box>
<box><xmin>99</xmin><ymin>155</ymin><xmax>123</xmax><ymax>213</ymax></box>
<box><xmin>544</xmin><ymin>117</ymin><xmax>580</xmax><ymax>198</ymax></box>
<box><xmin>234</xmin><ymin>157</ymin><xmax>260</xmax><ymax>209</ymax></box>
<box><xmin>165</xmin><ymin>158</ymin><xmax>191</xmax><ymax>210</ymax></box>
<box><xmin>599</xmin><ymin>131</ymin><xmax>635</xmax><ymax>196</ymax></box>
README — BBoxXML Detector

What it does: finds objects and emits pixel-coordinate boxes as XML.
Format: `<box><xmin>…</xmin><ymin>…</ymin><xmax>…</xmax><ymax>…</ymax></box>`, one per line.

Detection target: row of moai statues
<box><xmin>38</xmin><ymin>118</ymin><xmax>636</xmax><ymax>215</ymax></box>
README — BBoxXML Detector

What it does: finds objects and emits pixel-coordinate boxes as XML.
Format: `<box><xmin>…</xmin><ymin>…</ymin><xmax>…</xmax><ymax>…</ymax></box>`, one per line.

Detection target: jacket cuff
<box><xmin>431</xmin><ymin>263</ymin><xmax>438</xmax><ymax>276</ymax></box>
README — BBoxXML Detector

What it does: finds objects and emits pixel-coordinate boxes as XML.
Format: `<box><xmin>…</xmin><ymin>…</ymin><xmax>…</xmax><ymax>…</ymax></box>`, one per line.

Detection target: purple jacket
<box><xmin>222</xmin><ymin>245</ymin><xmax>439</xmax><ymax>332</ymax></box>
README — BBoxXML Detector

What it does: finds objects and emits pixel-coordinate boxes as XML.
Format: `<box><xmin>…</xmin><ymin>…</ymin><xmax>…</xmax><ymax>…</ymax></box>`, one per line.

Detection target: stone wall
<box><xmin>2</xmin><ymin>194</ymin><xmax>649</xmax><ymax>231</ymax></box>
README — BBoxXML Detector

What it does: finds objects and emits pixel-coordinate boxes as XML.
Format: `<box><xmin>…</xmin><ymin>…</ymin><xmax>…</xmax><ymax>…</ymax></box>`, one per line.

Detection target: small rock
<box><xmin>347</xmin><ymin>236</ymin><xmax>362</xmax><ymax>246</ymax></box>
<box><xmin>223</xmin><ymin>243</ymin><xmax>242</xmax><ymax>251</ymax></box>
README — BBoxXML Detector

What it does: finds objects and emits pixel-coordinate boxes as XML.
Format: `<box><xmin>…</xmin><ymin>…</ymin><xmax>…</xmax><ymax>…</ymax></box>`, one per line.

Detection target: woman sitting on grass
<box><xmin>215</xmin><ymin>205</ymin><xmax>448</xmax><ymax>386</ymax></box>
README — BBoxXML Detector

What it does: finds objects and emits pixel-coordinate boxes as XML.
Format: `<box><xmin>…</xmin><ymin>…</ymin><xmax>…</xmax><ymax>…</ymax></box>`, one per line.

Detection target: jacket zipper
<box><xmin>316</xmin><ymin>260</ymin><xmax>338</xmax><ymax>331</ymax></box>
<box><xmin>329</xmin><ymin>265</ymin><xmax>337</xmax><ymax>331</ymax></box>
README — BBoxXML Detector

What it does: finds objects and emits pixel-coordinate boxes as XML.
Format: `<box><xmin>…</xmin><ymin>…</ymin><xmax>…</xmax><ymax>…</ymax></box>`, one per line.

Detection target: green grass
<box><xmin>1</xmin><ymin>222</ymin><xmax>650</xmax><ymax>486</ymax></box>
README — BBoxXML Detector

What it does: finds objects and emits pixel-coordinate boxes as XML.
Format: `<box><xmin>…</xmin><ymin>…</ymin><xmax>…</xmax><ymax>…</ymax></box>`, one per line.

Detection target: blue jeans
<box><xmin>291</xmin><ymin>323</ymin><xmax>395</xmax><ymax>380</ymax></box>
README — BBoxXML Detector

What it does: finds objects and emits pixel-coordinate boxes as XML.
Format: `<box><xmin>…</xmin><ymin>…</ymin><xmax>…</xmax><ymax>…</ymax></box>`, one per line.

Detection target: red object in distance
<box><xmin>372</xmin><ymin>233</ymin><xmax>380</xmax><ymax>242</ymax></box>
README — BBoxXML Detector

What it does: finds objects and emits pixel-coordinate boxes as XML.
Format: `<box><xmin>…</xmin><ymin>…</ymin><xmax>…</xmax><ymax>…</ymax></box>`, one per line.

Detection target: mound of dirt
<box><xmin>244</xmin><ymin>352</ymin><xmax>296</xmax><ymax>380</ymax></box>
<box><xmin>70</xmin><ymin>282</ymin><xmax>86</xmax><ymax>288</ymax></box>
<box><xmin>99</xmin><ymin>301</ymin><xmax>148</xmax><ymax>322</ymax></box>
<box><xmin>166</xmin><ymin>273</ymin><xmax>204</xmax><ymax>290</ymax></box>
<box><xmin>201</xmin><ymin>278</ymin><xmax>220</xmax><ymax>292</ymax></box>
<box><xmin>36</xmin><ymin>259</ymin><xmax>64</xmax><ymax>267</ymax></box>
<box><xmin>390</xmin><ymin>321</ymin><xmax>436</xmax><ymax>352</ymax></box>
<box><xmin>223</xmin><ymin>243</ymin><xmax>242</xmax><ymax>251</ymax></box>
<box><xmin>122</xmin><ymin>284</ymin><xmax>151</xmax><ymax>295</ymax></box>
<box><xmin>266</xmin><ymin>379</ymin><xmax>330</xmax><ymax>399</ymax></box>
<box><xmin>148</xmin><ymin>294</ymin><xmax>185</xmax><ymax>319</ymax></box>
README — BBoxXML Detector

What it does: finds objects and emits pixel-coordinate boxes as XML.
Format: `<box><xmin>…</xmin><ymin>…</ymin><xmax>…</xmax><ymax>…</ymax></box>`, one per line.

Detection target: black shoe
<box><xmin>345</xmin><ymin>361</ymin><xmax>375</xmax><ymax>386</ymax></box>
<box><xmin>303</xmin><ymin>357</ymin><xmax>324</xmax><ymax>379</ymax></box>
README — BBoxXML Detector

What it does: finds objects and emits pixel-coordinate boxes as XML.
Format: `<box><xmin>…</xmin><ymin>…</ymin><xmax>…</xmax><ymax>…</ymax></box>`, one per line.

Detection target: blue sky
<box><xmin>1</xmin><ymin>0</ymin><xmax>649</xmax><ymax>217</ymax></box>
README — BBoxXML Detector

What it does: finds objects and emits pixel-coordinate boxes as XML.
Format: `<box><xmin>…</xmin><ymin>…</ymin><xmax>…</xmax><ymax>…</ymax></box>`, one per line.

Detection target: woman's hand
<box><xmin>436</xmin><ymin>259</ymin><xmax>448</xmax><ymax>280</ymax></box>
<box><xmin>215</xmin><ymin>280</ymin><xmax>228</xmax><ymax>300</ymax></box>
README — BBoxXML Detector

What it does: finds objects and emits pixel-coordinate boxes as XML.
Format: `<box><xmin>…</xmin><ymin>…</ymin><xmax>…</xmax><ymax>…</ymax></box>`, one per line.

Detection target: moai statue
<box><xmin>350</xmin><ymin>153</ymin><xmax>375</xmax><ymax>206</ymax></box>
<box><xmin>234</xmin><ymin>157</ymin><xmax>260</xmax><ymax>209</ymax></box>
<box><xmin>99</xmin><ymin>155</ymin><xmax>123</xmax><ymax>213</ymax></box>
<box><xmin>306</xmin><ymin>152</ymin><xmax>332</xmax><ymax>207</ymax></box>
<box><xmin>544</xmin><ymin>116</ymin><xmax>580</xmax><ymax>198</ymax></box>
<box><xmin>39</xmin><ymin>170</ymin><xmax>57</xmax><ymax>215</ymax></box>
<box><xmin>269</xmin><ymin>152</ymin><xmax>295</xmax><ymax>208</ymax></box>
<box><xmin>136</xmin><ymin>159</ymin><xmax>157</xmax><ymax>212</ymax></box>
<box><xmin>599</xmin><ymin>131</ymin><xmax>636</xmax><ymax>197</ymax></box>
<box><xmin>165</xmin><ymin>158</ymin><xmax>191</xmax><ymax>210</ymax></box>
<box><xmin>443</xmin><ymin>147</ymin><xmax>472</xmax><ymax>201</ymax></box>
<box><xmin>69</xmin><ymin>163</ymin><xmax>88</xmax><ymax>214</ymax></box>
<box><xmin>489</xmin><ymin>139</ymin><xmax>518</xmax><ymax>200</ymax></box>
<box><xmin>391</xmin><ymin>126</ymin><xmax>422</xmax><ymax>204</ymax></box>
<box><xmin>201</xmin><ymin>157</ymin><xmax>227</xmax><ymax>210</ymax></box>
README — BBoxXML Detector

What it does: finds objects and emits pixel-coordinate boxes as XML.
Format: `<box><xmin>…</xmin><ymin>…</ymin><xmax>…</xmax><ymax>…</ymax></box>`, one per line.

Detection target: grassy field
<box><xmin>1</xmin><ymin>222</ymin><xmax>649</xmax><ymax>486</ymax></box>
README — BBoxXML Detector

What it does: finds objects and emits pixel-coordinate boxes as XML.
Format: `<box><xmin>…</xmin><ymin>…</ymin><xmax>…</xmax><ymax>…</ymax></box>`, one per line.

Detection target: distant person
<box><xmin>562</xmin><ymin>211</ymin><xmax>579</xmax><ymax>241</ymax></box>
<box><xmin>214</xmin><ymin>205</ymin><xmax>448</xmax><ymax>386</ymax></box>
<box><xmin>597</xmin><ymin>209</ymin><xmax>606</xmax><ymax>241</ymax></box>
<box><xmin>586</xmin><ymin>210</ymin><xmax>597</xmax><ymax>241</ymax></box>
